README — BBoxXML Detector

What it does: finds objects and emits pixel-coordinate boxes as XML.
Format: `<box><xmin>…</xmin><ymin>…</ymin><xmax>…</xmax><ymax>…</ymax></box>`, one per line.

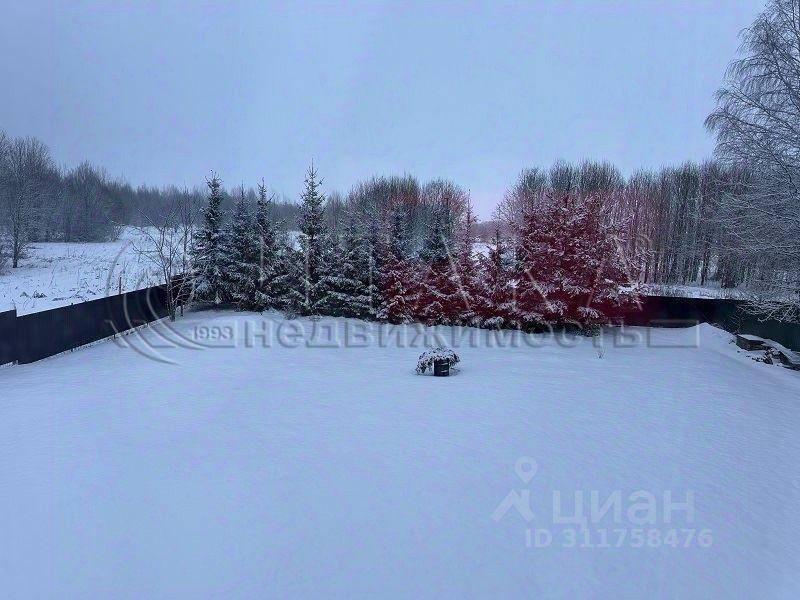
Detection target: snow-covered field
<box><xmin>0</xmin><ymin>229</ymin><xmax>161</xmax><ymax>314</ymax></box>
<box><xmin>641</xmin><ymin>283</ymin><xmax>753</xmax><ymax>300</ymax></box>
<box><xmin>1</xmin><ymin>313</ymin><xmax>799</xmax><ymax>598</ymax></box>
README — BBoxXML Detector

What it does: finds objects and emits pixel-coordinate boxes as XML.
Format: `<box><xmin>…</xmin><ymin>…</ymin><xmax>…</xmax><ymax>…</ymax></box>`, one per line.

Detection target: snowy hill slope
<box><xmin>1</xmin><ymin>314</ymin><xmax>799</xmax><ymax>597</ymax></box>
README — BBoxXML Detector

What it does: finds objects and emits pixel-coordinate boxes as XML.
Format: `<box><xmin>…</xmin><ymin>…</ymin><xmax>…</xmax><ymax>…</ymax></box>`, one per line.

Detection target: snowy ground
<box><xmin>0</xmin><ymin>228</ymin><xmax>161</xmax><ymax>315</ymax></box>
<box><xmin>1</xmin><ymin>313</ymin><xmax>799</xmax><ymax>598</ymax></box>
<box><xmin>641</xmin><ymin>283</ymin><xmax>754</xmax><ymax>300</ymax></box>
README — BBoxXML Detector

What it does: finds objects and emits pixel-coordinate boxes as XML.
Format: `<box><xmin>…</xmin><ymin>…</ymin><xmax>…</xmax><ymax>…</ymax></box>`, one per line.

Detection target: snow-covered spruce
<box><xmin>415</xmin><ymin>346</ymin><xmax>460</xmax><ymax>375</ymax></box>
<box><xmin>294</xmin><ymin>163</ymin><xmax>331</xmax><ymax>316</ymax></box>
<box><xmin>377</xmin><ymin>206</ymin><xmax>417</xmax><ymax>324</ymax></box>
<box><xmin>320</xmin><ymin>211</ymin><xmax>375</xmax><ymax>319</ymax></box>
<box><xmin>190</xmin><ymin>174</ymin><xmax>228</xmax><ymax>304</ymax></box>
<box><xmin>253</xmin><ymin>180</ymin><xmax>284</xmax><ymax>311</ymax></box>
<box><xmin>222</xmin><ymin>188</ymin><xmax>261</xmax><ymax>310</ymax></box>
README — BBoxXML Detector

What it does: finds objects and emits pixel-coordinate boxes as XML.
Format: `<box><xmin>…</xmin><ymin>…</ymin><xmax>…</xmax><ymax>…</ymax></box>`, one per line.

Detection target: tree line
<box><xmin>186</xmin><ymin>165</ymin><xmax>635</xmax><ymax>331</ymax></box>
<box><xmin>0</xmin><ymin>132</ymin><xmax>792</xmax><ymax>324</ymax></box>
<box><xmin>0</xmin><ymin>132</ymin><xmax>300</xmax><ymax>272</ymax></box>
<box><xmin>0</xmin><ymin>128</ymin><xmax>754</xmax><ymax>299</ymax></box>
<box><xmin>496</xmin><ymin>159</ymin><xmax>754</xmax><ymax>291</ymax></box>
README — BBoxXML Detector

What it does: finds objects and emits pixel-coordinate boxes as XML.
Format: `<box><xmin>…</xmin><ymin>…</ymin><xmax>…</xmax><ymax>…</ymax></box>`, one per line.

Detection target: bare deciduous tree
<box><xmin>131</xmin><ymin>194</ymin><xmax>194</xmax><ymax>321</ymax></box>
<box><xmin>706</xmin><ymin>0</ymin><xmax>800</xmax><ymax>321</ymax></box>
<box><xmin>0</xmin><ymin>137</ymin><xmax>54</xmax><ymax>268</ymax></box>
<box><xmin>495</xmin><ymin>168</ymin><xmax>547</xmax><ymax>235</ymax></box>
<box><xmin>0</xmin><ymin>131</ymin><xmax>7</xmax><ymax>273</ymax></box>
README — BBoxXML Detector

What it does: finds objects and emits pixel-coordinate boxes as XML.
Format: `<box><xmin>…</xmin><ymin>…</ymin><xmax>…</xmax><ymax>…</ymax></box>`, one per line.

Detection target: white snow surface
<box><xmin>1</xmin><ymin>314</ymin><xmax>800</xmax><ymax>598</ymax></box>
<box><xmin>0</xmin><ymin>228</ymin><xmax>162</xmax><ymax>315</ymax></box>
<box><xmin>641</xmin><ymin>283</ymin><xmax>754</xmax><ymax>300</ymax></box>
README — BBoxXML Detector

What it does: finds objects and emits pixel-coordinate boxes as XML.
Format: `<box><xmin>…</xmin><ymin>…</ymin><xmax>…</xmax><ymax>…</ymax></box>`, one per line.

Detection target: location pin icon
<box><xmin>515</xmin><ymin>457</ymin><xmax>538</xmax><ymax>483</ymax></box>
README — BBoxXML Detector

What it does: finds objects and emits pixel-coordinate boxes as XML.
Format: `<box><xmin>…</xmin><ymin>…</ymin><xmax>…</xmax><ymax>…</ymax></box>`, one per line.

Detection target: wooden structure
<box><xmin>735</xmin><ymin>333</ymin><xmax>800</xmax><ymax>370</ymax></box>
<box><xmin>736</xmin><ymin>334</ymin><xmax>766</xmax><ymax>351</ymax></box>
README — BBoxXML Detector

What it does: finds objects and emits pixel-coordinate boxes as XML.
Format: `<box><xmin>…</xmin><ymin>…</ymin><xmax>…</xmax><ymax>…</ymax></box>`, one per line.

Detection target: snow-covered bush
<box><xmin>416</xmin><ymin>346</ymin><xmax>460</xmax><ymax>374</ymax></box>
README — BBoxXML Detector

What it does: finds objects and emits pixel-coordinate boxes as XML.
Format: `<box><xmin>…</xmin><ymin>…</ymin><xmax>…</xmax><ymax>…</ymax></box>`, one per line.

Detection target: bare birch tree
<box><xmin>0</xmin><ymin>131</ymin><xmax>7</xmax><ymax>273</ymax></box>
<box><xmin>706</xmin><ymin>0</ymin><xmax>800</xmax><ymax>321</ymax></box>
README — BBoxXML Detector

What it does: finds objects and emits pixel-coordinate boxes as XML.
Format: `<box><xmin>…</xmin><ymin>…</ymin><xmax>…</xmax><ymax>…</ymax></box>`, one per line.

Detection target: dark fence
<box><xmin>1</xmin><ymin>290</ymin><xmax>798</xmax><ymax>367</ymax></box>
<box><xmin>618</xmin><ymin>296</ymin><xmax>800</xmax><ymax>351</ymax></box>
<box><xmin>0</xmin><ymin>284</ymin><xmax>174</xmax><ymax>366</ymax></box>
<box><xmin>0</xmin><ymin>308</ymin><xmax>17</xmax><ymax>366</ymax></box>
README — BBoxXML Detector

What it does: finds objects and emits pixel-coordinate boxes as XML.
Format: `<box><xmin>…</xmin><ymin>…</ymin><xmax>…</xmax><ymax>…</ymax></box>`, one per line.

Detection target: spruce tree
<box><xmin>296</xmin><ymin>163</ymin><xmax>330</xmax><ymax>315</ymax></box>
<box><xmin>321</xmin><ymin>212</ymin><xmax>374</xmax><ymax>319</ymax></box>
<box><xmin>418</xmin><ymin>207</ymin><xmax>451</xmax><ymax>265</ymax></box>
<box><xmin>454</xmin><ymin>201</ymin><xmax>481</xmax><ymax>326</ymax></box>
<box><xmin>254</xmin><ymin>180</ymin><xmax>282</xmax><ymax>310</ymax></box>
<box><xmin>277</xmin><ymin>242</ymin><xmax>306</xmax><ymax>316</ymax></box>
<box><xmin>222</xmin><ymin>187</ymin><xmax>261</xmax><ymax>310</ymax></box>
<box><xmin>478</xmin><ymin>225</ymin><xmax>515</xmax><ymax>328</ymax></box>
<box><xmin>190</xmin><ymin>174</ymin><xmax>227</xmax><ymax>304</ymax></box>
<box><xmin>414</xmin><ymin>207</ymin><xmax>462</xmax><ymax>325</ymax></box>
<box><xmin>565</xmin><ymin>194</ymin><xmax>638</xmax><ymax>325</ymax></box>
<box><xmin>513</xmin><ymin>193</ymin><xmax>637</xmax><ymax>329</ymax></box>
<box><xmin>359</xmin><ymin>208</ymin><xmax>383</xmax><ymax>318</ymax></box>
<box><xmin>377</xmin><ymin>207</ymin><xmax>417</xmax><ymax>324</ymax></box>
<box><xmin>513</xmin><ymin>197</ymin><xmax>566</xmax><ymax>329</ymax></box>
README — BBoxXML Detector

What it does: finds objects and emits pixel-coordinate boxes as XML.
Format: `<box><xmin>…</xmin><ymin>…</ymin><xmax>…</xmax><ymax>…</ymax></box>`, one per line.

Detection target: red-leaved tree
<box><xmin>513</xmin><ymin>193</ymin><xmax>638</xmax><ymax>329</ymax></box>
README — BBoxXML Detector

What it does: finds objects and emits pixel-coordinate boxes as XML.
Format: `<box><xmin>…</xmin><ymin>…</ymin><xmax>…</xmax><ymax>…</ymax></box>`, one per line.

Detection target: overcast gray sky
<box><xmin>0</xmin><ymin>0</ymin><xmax>764</xmax><ymax>217</ymax></box>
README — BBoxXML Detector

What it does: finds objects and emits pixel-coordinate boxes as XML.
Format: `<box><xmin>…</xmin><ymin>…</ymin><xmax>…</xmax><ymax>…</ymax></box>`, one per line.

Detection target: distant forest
<box><xmin>0</xmin><ymin>132</ymin><xmax>778</xmax><ymax>296</ymax></box>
